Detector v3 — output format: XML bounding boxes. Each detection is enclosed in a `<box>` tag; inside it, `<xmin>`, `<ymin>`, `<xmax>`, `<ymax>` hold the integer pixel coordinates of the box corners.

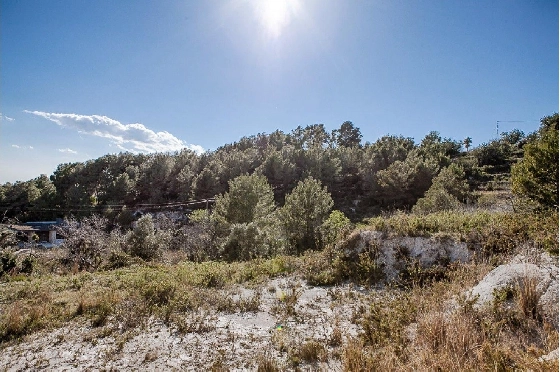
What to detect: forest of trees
<box><xmin>0</xmin><ymin>114</ymin><xmax>557</xmax><ymax>267</ymax></box>
<box><xmin>0</xmin><ymin>115</ymin><xmax>557</xmax><ymax>225</ymax></box>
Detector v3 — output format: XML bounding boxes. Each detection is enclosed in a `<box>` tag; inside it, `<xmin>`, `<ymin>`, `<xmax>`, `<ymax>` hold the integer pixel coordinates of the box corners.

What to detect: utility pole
<box><xmin>495</xmin><ymin>120</ymin><xmax>531</xmax><ymax>138</ymax></box>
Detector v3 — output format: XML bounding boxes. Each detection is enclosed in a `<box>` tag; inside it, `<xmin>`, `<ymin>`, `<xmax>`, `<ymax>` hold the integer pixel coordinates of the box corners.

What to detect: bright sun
<box><xmin>254</xmin><ymin>0</ymin><xmax>301</xmax><ymax>38</ymax></box>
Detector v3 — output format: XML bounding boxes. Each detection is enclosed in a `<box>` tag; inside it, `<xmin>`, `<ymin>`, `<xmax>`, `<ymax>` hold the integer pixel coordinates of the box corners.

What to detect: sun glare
<box><xmin>254</xmin><ymin>0</ymin><xmax>301</xmax><ymax>38</ymax></box>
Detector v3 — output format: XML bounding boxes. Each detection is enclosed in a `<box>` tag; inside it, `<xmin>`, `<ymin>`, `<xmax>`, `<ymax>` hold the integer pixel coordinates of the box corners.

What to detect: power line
<box><xmin>0</xmin><ymin>198</ymin><xmax>216</xmax><ymax>214</ymax></box>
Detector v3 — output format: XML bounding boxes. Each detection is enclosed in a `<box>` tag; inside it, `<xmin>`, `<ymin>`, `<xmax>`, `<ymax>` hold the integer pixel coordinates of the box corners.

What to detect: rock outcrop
<box><xmin>338</xmin><ymin>230</ymin><xmax>474</xmax><ymax>282</ymax></box>
<box><xmin>468</xmin><ymin>252</ymin><xmax>558</xmax><ymax>328</ymax></box>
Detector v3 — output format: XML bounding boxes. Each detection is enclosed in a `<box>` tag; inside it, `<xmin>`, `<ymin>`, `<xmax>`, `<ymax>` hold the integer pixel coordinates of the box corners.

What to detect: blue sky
<box><xmin>1</xmin><ymin>0</ymin><xmax>558</xmax><ymax>183</ymax></box>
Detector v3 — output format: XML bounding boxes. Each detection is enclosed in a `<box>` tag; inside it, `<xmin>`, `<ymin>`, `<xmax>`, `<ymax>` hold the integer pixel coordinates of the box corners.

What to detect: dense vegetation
<box><xmin>0</xmin><ymin>114</ymin><xmax>557</xmax><ymax>370</ymax></box>
<box><xmin>2</xmin><ymin>117</ymin><xmax>548</xmax><ymax>222</ymax></box>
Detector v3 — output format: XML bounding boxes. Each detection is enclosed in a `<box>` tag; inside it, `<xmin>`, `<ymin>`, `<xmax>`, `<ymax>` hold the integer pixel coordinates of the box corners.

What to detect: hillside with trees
<box><xmin>1</xmin><ymin>116</ymin><xmax>547</xmax><ymax>223</ymax></box>
<box><xmin>0</xmin><ymin>114</ymin><xmax>557</xmax><ymax>371</ymax></box>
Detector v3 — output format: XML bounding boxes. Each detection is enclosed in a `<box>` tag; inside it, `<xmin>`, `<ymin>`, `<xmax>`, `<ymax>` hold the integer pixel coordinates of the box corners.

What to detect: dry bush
<box><xmin>366</xmin><ymin>210</ymin><xmax>558</xmax><ymax>257</ymax></box>
<box><xmin>329</xmin><ymin>326</ymin><xmax>343</xmax><ymax>347</ymax></box>
<box><xmin>0</xmin><ymin>302</ymin><xmax>50</xmax><ymax>341</ymax></box>
<box><xmin>341</xmin><ymin>260</ymin><xmax>558</xmax><ymax>371</ymax></box>
<box><xmin>413</xmin><ymin>310</ymin><xmax>483</xmax><ymax>370</ymax></box>
<box><xmin>173</xmin><ymin>310</ymin><xmax>216</xmax><ymax>334</ymax></box>
<box><xmin>256</xmin><ymin>353</ymin><xmax>280</xmax><ymax>372</ymax></box>
<box><xmin>288</xmin><ymin>339</ymin><xmax>327</xmax><ymax>367</ymax></box>
<box><xmin>359</xmin><ymin>293</ymin><xmax>417</xmax><ymax>349</ymax></box>
<box><xmin>341</xmin><ymin>339</ymin><xmax>400</xmax><ymax>371</ymax></box>
<box><xmin>75</xmin><ymin>290</ymin><xmax>119</xmax><ymax>327</ymax></box>
<box><xmin>516</xmin><ymin>275</ymin><xmax>541</xmax><ymax>320</ymax></box>
<box><xmin>272</xmin><ymin>282</ymin><xmax>302</xmax><ymax>318</ymax></box>
<box><xmin>297</xmin><ymin>339</ymin><xmax>327</xmax><ymax>363</ymax></box>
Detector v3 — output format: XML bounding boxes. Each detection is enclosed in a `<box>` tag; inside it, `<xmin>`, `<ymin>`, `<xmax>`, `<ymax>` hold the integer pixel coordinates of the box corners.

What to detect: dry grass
<box><xmin>256</xmin><ymin>353</ymin><xmax>281</xmax><ymax>372</ymax></box>
<box><xmin>516</xmin><ymin>274</ymin><xmax>541</xmax><ymax>320</ymax></box>
<box><xmin>340</xmin><ymin>263</ymin><xmax>559</xmax><ymax>371</ymax></box>
<box><xmin>295</xmin><ymin>339</ymin><xmax>327</xmax><ymax>363</ymax></box>
<box><xmin>0</xmin><ymin>255</ymin><xmax>295</xmax><ymax>343</ymax></box>
<box><xmin>0</xmin><ymin>210</ymin><xmax>557</xmax><ymax>369</ymax></box>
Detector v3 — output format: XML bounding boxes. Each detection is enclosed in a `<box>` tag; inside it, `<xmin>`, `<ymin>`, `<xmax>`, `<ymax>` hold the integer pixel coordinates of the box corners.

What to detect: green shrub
<box><xmin>0</xmin><ymin>252</ymin><xmax>17</xmax><ymax>275</ymax></box>
<box><xmin>320</xmin><ymin>210</ymin><xmax>353</xmax><ymax>248</ymax></box>
<box><xmin>412</xmin><ymin>188</ymin><xmax>461</xmax><ymax>215</ymax></box>
<box><xmin>221</xmin><ymin>223</ymin><xmax>268</xmax><ymax>261</ymax></box>
<box><xmin>128</xmin><ymin>214</ymin><xmax>162</xmax><ymax>261</ymax></box>
<box><xmin>104</xmin><ymin>250</ymin><xmax>132</xmax><ymax>270</ymax></box>
<box><xmin>20</xmin><ymin>255</ymin><xmax>35</xmax><ymax>274</ymax></box>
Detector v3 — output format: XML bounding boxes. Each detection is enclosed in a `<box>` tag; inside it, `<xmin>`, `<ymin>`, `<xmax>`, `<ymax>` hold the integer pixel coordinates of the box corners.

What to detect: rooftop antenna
<box><xmin>495</xmin><ymin>120</ymin><xmax>533</xmax><ymax>138</ymax></box>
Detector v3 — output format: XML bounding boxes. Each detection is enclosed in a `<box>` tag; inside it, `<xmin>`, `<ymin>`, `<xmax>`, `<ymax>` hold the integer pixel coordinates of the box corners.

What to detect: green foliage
<box><xmin>431</xmin><ymin>163</ymin><xmax>470</xmax><ymax>201</ymax></box>
<box><xmin>104</xmin><ymin>250</ymin><xmax>132</xmax><ymax>270</ymax></box>
<box><xmin>0</xmin><ymin>252</ymin><xmax>17</xmax><ymax>275</ymax></box>
<box><xmin>463</xmin><ymin>137</ymin><xmax>472</xmax><ymax>151</ymax></box>
<box><xmin>222</xmin><ymin>223</ymin><xmax>265</xmax><ymax>261</ymax></box>
<box><xmin>189</xmin><ymin>209</ymin><xmax>211</xmax><ymax>223</ymax></box>
<box><xmin>213</xmin><ymin>174</ymin><xmax>275</xmax><ymax>225</ymax></box>
<box><xmin>512</xmin><ymin>113</ymin><xmax>559</xmax><ymax>209</ymax></box>
<box><xmin>412</xmin><ymin>188</ymin><xmax>461</xmax><ymax>215</ymax></box>
<box><xmin>182</xmin><ymin>210</ymin><xmax>221</xmax><ymax>261</ymax></box>
<box><xmin>213</xmin><ymin>174</ymin><xmax>282</xmax><ymax>261</ymax></box>
<box><xmin>1</xmin><ymin>116</ymin><xmax>551</xmax><ymax>223</ymax></box>
<box><xmin>412</xmin><ymin>163</ymin><xmax>469</xmax><ymax>214</ymax></box>
<box><xmin>280</xmin><ymin>177</ymin><xmax>334</xmax><ymax>253</ymax></box>
<box><xmin>20</xmin><ymin>256</ymin><xmax>35</xmax><ymax>274</ymax></box>
<box><xmin>376</xmin><ymin>149</ymin><xmax>439</xmax><ymax>208</ymax></box>
<box><xmin>367</xmin><ymin>210</ymin><xmax>558</xmax><ymax>256</ymax></box>
<box><xmin>418</xmin><ymin>131</ymin><xmax>461</xmax><ymax>167</ymax></box>
<box><xmin>333</xmin><ymin>121</ymin><xmax>362</xmax><ymax>148</ymax></box>
<box><xmin>320</xmin><ymin>210</ymin><xmax>352</xmax><ymax>248</ymax></box>
<box><xmin>128</xmin><ymin>214</ymin><xmax>161</xmax><ymax>261</ymax></box>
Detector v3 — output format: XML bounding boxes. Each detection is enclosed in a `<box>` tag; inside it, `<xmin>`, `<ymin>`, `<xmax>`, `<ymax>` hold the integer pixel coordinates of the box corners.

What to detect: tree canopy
<box><xmin>511</xmin><ymin>113</ymin><xmax>558</xmax><ymax>210</ymax></box>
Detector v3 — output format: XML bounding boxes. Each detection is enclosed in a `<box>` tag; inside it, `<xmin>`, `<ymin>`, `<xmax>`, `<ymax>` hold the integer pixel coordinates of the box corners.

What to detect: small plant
<box><xmin>516</xmin><ymin>275</ymin><xmax>541</xmax><ymax>321</ymax></box>
<box><xmin>0</xmin><ymin>251</ymin><xmax>17</xmax><ymax>275</ymax></box>
<box><xmin>256</xmin><ymin>354</ymin><xmax>280</xmax><ymax>372</ymax></box>
<box><xmin>141</xmin><ymin>279</ymin><xmax>176</xmax><ymax>307</ymax></box>
<box><xmin>342</xmin><ymin>339</ymin><xmax>375</xmax><ymax>372</ymax></box>
<box><xmin>173</xmin><ymin>310</ymin><xmax>216</xmax><ymax>334</ymax></box>
<box><xmin>143</xmin><ymin>350</ymin><xmax>158</xmax><ymax>363</ymax></box>
<box><xmin>275</xmin><ymin>282</ymin><xmax>302</xmax><ymax>317</ymax></box>
<box><xmin>20</xmin><ymin>255</ymin><xmax>35</xmax><ymax>274</ymax></box>
<box><xmin>104</xmin><ymin>250</ymin><xmax>131</xmax><ymax>270</ymax></box>
<box><xmin>236</xmin><ymin>292</ymin><xmax>261</xmax><ymax>312</ymax></box>
<box><xmin>359</xmin><ymin>293</ymin><xmax>416</xmax><ymax>349</ymax></box>
<box><xmin>329</xmin><ymin>326</ymin><xmax>343</xmax><ymax>347</ymax></box>
<box><xmin>291</xmin><ymin>339</ymin><xmax>326</xmax><ymax>364</ymax></box>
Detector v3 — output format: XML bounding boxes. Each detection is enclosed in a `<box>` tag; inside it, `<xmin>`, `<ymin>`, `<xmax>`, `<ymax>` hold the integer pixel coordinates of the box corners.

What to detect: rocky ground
<box><xmin>1</xmin><ymin>239</ymin><xmax>558</xmax><ymax>371</ymax></box>
<box><xmin>1</xmin><ymin>278</ymin><xmax>367</xmax><ymax>371</ymax></box>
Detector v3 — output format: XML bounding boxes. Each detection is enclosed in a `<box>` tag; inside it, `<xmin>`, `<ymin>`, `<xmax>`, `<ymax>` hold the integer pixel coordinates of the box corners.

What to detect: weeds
<box><xmin>0</xmin><ymin>209</ymin><xmax>557</xmax><ymax>370</ymax></box>
<box><xmin>366</xmin><ymin>210</ymin><xmax>558</xmax><ymax>257</ymax></box>
<box><xmin>516</xmin><ymin>275</ymin><xmax>541</xmax><ymax>320</ymax></box>
<box><xmin>173</xmin><ymin>310</ymin><xmax>216</xmax><ymax>334</ymax></box>
<box><xmin>290</xmin><ymin>339</ymin><xmax>327</xmax><ymax>364</ymax></box>
<box><xmin>256</xmin><ymin>353</ymin><xmax>280</xmax><ymax>372</ymax></box>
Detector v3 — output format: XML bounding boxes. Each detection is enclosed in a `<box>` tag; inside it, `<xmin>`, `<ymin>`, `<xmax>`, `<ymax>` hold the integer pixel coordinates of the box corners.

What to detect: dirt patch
<box><xmin>0</xmin><ymin>279</ymin><xmax>365</xmax><ymax>371</ymax></box>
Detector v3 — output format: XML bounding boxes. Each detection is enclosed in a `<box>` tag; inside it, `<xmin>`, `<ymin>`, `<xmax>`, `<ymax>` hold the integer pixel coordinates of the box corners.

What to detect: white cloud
<box><xmin>11</xmin><ymin>144</ymin><xmax>34</xmax><ymax>150</ymax></box>
<box><xmin>58</xmin><ymin>148</ymin><xmax>78</xmax><ymax>154</ymax></box>
<box><xmin>0</xmin><ymin>113</ymin><xmax>15</xmax><ymax>122</ymax></box>
<box><xmin>24</xmin><ymin>110</ymin><xmax>204</xmax><ymax>154</ymax></box>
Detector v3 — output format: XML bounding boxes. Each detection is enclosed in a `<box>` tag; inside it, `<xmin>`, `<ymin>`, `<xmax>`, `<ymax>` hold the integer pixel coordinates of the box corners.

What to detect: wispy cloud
<box><xmin>0</xmin><ymin>113</ymin><xmax>15</xmax><ymax>122</ymax></box>
<box><xmin>12</xmin><ymin>144</ymin><xmax>34</xmax><ymax>150</ymax></box>
<box><xmin>58</xmin><ymin>148</ymin><xmax>78</xmax><ymax>154</ymax></box>
<box><xmin>25</xmin><ymin>110</ymin><xmax>204</xmax><ymax>154</ymax></box>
